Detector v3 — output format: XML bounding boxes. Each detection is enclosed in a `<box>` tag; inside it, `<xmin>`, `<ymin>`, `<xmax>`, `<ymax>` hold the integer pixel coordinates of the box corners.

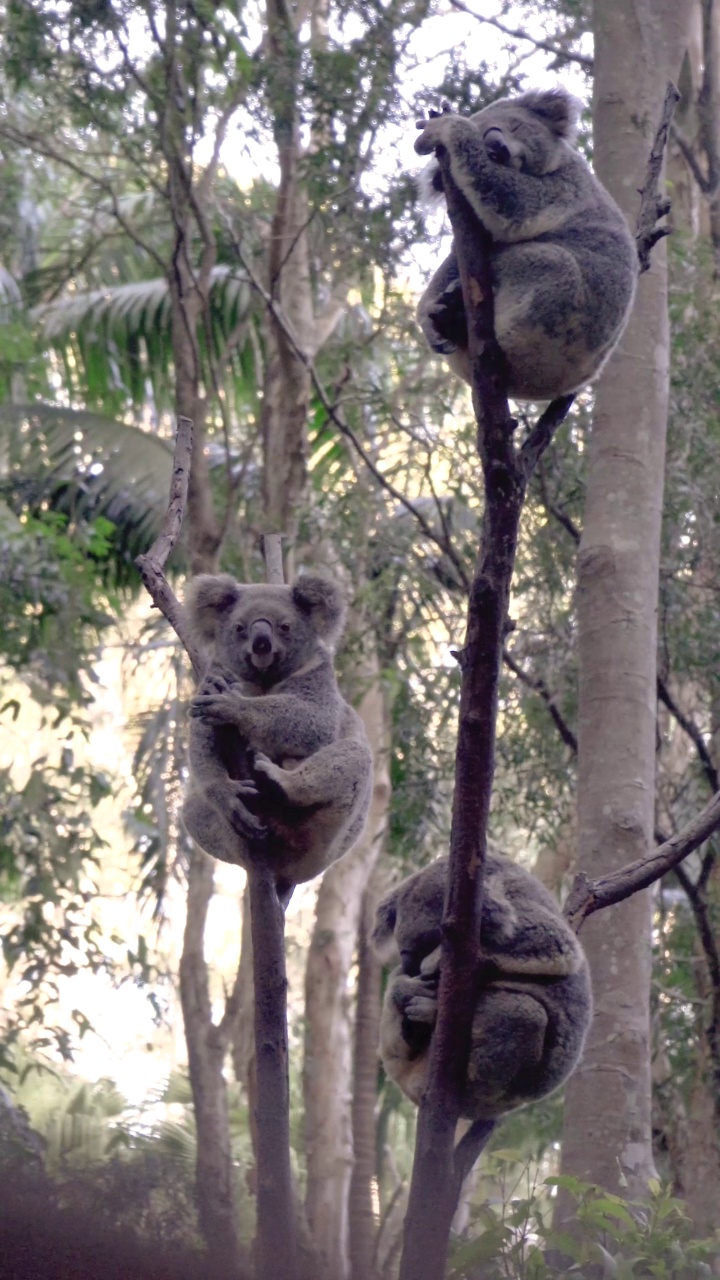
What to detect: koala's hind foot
<box><xmin>253</xmin><ymin>741</ymin><xmax>371</xmax><ymax>813</ymax></box>
<box><xmin>205</xmin><ymin>780</ymin><xmax>267</xmax><ymax>842</ymax></box>
<box><xmin>252</xmin><ymin>752</ymin><xmax>292</xmax><ymax>803</ymax></box>
<box><xmin>420</xmin><ymin>282</ymin><xmax>467</xmax><ymax>357</ymax></box>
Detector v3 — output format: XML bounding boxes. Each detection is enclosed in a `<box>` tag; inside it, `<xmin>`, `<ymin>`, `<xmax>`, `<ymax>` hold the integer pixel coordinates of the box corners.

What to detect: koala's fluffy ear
<box><xmin>184</xmin><ymin>574</ymin><xmax>243</xmax><ymax>643</ymax></box>
<box><xmin>372</xmin><ymin>891</ymin><xmax>399</xmax><ymax>963</ymax></box>
<box><xmin>519</xmin><ymin>88</ymin><xmax>580</xmax><ymax>140</ymax></box>
<box><xmin>292</xmin><ymin>576</ymin><xmax>346</xmax><ymax>645</ymax></box>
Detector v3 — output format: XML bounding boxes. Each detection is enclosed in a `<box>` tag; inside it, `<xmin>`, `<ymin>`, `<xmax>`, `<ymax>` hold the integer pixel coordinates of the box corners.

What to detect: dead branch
<box><xmin>135</xmin><ymin>416</ymin><xmax>205</xmax><ymax>677</ymax></box>
<box><xmin>564</xmin><ymin>788</ymin><xmax>720</xmax><ymax>931</ymax></box>
<box><xmin>636</xmin><ymin>82</ymin><xmax>681</xmax><ymax>272</ymax></box>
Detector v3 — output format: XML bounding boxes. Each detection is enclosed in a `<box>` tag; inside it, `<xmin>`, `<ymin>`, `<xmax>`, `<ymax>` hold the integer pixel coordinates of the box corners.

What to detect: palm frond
<box><xmin>0</xmin><ymin>403</ymin><xmax>174</xmax><ymax>572</ymax></box>
<box><xmin>34</xmin><ymin>267</ymin><xmax>254</xmax><ymax>413</ymax></box>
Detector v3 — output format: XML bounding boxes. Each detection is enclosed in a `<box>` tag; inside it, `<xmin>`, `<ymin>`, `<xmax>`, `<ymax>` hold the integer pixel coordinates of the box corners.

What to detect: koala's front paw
<box><xmin>199</xmin><ymin>671</ymin><xmax>231</xmax><ymax>696</ymax></box>
<box><xmin>414</xmin><ymin>109</ymin><xmax>454</xmax><ymax>156</ymax></box>
<box><xmin>190</xmin><ymin>691</ymin><xmax>240</xmax><ymax>726</ymax></box>
<box><xmin>404</xmin><ymin>992</ymin><xmax>438</xmax><ymax>1026</ymax></box>
<box><xmin>419</xmin><ymin>946</ymin><xmax>442</xmax><ymax>981</ymax></box>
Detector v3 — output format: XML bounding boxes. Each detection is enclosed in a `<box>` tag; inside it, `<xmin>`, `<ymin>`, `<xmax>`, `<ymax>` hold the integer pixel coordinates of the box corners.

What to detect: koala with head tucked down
<box><xmin>415</xmin><ymin>87</ymin><xmax>637</xmax><ymax>400</ymax></box>
<box><xmin>182</xmin><ymin>574</ymin><xmax>373</xmax><ymax>893</ymax></box>
<box><xmin>372</xmin><ymin>850</ymin><xmax>592</xmax><ymax>1119</ymax></box>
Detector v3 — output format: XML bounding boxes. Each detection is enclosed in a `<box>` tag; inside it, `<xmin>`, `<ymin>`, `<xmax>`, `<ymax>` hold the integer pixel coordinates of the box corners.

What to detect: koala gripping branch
<box><xmin>397</xmin><ymin>133</ymin><xmax>574</xmax><ymax>1280</ymax></box>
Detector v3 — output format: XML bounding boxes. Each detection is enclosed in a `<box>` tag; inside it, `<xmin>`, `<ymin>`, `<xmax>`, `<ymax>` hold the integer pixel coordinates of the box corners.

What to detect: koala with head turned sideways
<box><xmin>372</xmin><ymin>850</ymin><xmax>592</xmax><ymax>1119</ymax></box>
<box><xmin>415</xmin><ymin>87</ymin><xmax>637</xmax><ymax>400</ymax></box>
<box><xmin>181</xmin><ymin>574</ymin><xmax>373</xmax><ymax>895</ymax></box>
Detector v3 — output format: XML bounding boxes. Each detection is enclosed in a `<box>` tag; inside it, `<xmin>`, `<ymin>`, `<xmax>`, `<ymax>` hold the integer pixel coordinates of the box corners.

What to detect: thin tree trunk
<box><xmin>304</xmin><ymin>657</ymin><xmax>390</xmax><ymax>1280</ymax></box>
<box><xmin>262</xmin><ymin>0</ymin><xmax>313</xmax><ymax>556</ymax></box>
<box><xmin>348</xmin><ymin>862</ymin><xmax>387</xmax><ymax>1280</ymax></box>
<box><xmin>557</xmin><ymin>0</ymin><xmax>693</xmax><ymax>1206</ymax></box>
<box><xmin>179</xmin><ymin>847</ymin><xmax>244</xmax><ymax>1272</ymax></box>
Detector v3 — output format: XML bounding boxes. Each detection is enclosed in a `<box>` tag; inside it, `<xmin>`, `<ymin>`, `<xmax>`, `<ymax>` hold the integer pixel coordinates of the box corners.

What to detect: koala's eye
<box><xmin>235</xmin><ymin>622</ymin><xmax>247</xmax><ymax>635</ymax></box>
<box><xmin>484</xmin><ymin>128</ymin><xmax>511</xmax><ymax>167</ymax></box>
<box><xmin>278</xmin><ymin>622</ymin><xmax>291</xmax><ymax>636</ymax></box>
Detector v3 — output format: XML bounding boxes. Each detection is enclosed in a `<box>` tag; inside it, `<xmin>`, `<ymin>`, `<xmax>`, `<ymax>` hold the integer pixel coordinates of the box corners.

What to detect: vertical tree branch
<box><xmin>248</xmin><ymin>532</ymin><xmax>300</xmax><ymax>1280</ymax></box>
<box><xmin>397</xmin><ymin>130</ymin><xmax>572</xmax><ymax>1280</ymax></box>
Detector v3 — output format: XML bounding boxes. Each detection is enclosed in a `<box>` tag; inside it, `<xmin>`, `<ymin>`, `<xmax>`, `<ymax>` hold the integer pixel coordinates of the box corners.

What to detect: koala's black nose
<box><xmin>249</xmin><ymin>619</ymin><xmax>275</xmax><ymax>668</ymax></box>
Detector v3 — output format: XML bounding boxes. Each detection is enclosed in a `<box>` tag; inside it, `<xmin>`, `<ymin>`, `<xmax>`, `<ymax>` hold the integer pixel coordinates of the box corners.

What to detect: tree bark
<box><xmin>303</xmin><ymin>650</ymin><xmax>390</xmax><ymax>1280</ymax></box>
<box><xmin>348</xmin><ymin>861</ymin><xmax>388</xmax><ymax>1280</ymax></box>
<box><xmin>557</xmin><ymin>0</ymin><xmax>693</xmax><ymax>1206</ymax></box>
<box><xmin>179</xmin><ymin>847</ymin><xmax>244</xmax><ymax>1273</ymax></box>
<box><xmin>261</xmin><ymin>0</ymin><xmax>314</xmax><ymax>556</ymax></box>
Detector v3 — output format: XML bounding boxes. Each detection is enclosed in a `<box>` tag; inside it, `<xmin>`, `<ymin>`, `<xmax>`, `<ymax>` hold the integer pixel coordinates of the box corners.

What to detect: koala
<box><xmin>181</xmin><ymin>574</ymin><xmax>373</xmax><ymax>893</ymax></box>
<box><xmin>415</xmin><ymin>87</ymin><xmax>638</xmax><ymax>401</ymax></box>
<box><xmin>372</xmin><ymin>850</ymin><xmax>592</xmax><ymax>1119</ymax></box>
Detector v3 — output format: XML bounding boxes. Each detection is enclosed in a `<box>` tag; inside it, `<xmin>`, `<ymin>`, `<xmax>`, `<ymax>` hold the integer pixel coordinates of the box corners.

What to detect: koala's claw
<box><xmin>254</xmin><ymin>752</ymin><xmax>282</xmax><ymax>780</ymax></box>
<box><xmin>235</xmin><ymin>780</ymin><xmax>259</xmax><ymax>797</ymax></box>
<box><xmin>229</xmin><ymin>802</ymin><xmax>267</xmax><ymax>841</ymax></box>
<box><xmin>190</xmin><ymin>692</ymin><xmax>238</xmax><ymax>725</ymax></box>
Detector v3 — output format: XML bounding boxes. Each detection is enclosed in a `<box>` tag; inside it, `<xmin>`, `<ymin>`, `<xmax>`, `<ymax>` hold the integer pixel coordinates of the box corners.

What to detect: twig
<box><xmin>519</xmin><ymin>394</ymin><xmax>576</xmax><ymax>479</ymax></box>
<box><xmin>657</xmin><ymin>676</ymin><xmax>719</xmax><ymax>793</ymax></box>
<box><xmin>135</xmin><ymin>416</ymin><xmax>204</xmax><ymax>677</ymax></box>
<box><xmin>502</xmin><ymin>647</ymin><xmax>578</xmax><ymax>753</ymax></box>
<box><xmin>563</xmin><ymin>788</ymin><xmax>720</xmax><ymax>931</ymax></box>
<box><xmin>535</xmin><ymin>457</ymin><xmax>581</xmax><ymax>543</ymax></box>
<box><xmin>453</xmin><ymin>1118</ymin><xmax>496</xmax><ymax>1190</ymax></box>
<box><xmin>636</xmin><ymin>82</ymin><xmax>681</xmax><ymax>272</ymax></box>
<box><xmin>670</xmin><ymin>125</ymin><xmax>711</xmax><ymax>195</ymax></box>
<box><xmin>226</xmin><ymin>250</ymin><xmax>471</xmax><ymax>589</ymax></box>
<box><xmin>447</xmin><ymin>0</ymin><xmax>594</xmax><ymax>71</ymax></box>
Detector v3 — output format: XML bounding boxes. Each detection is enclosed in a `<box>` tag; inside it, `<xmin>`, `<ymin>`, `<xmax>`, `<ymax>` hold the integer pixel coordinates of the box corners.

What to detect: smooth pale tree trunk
<box><xmin>304</xmin><ymin>650</ymin><xmax>391</xmax><ymax>1280</ymax></box>
<box><xmin>557</xmin><ymin>0</ymin><xmax>693</xmax><ymax>1203</ymax></box>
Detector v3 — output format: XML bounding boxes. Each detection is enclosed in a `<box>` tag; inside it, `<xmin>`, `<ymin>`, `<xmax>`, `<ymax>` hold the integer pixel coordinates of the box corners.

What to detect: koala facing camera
<box><xmin>182</xmin><ymin>574</ymin><xmax>373</xmax><ymax>894</ymax></box>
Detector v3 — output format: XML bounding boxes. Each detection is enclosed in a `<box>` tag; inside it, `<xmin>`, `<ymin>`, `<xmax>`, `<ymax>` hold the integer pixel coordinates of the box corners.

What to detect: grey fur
<box><xmin>415</xmin><ymin>87</ymin><xmax>637</xmax><ymax>400</ymax></box>
<box><xmin>182</xmin><ymin>574</ymin><xmax>373</xmax><ymax>890</ymax></box>
<box><xmin>372</xmin><ymin>850</ymin><xmax>592</xmax><ymax>1119</ymax></box>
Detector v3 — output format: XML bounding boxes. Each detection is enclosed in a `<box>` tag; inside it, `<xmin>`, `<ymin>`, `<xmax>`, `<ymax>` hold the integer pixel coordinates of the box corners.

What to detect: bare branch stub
<box><xmin>135</xmin><ymin>416</ymin><xmax>205</xmax><ymax>677</ymax></box>
<box><xmin>262</xmin><ymin>532</ymin><xmax>285</xmax><ymax>586</ymax></box>
<box><xmin>636</xmin><ymin>81</ymin><xmax>681</xmax><ymax>273</ymax></box>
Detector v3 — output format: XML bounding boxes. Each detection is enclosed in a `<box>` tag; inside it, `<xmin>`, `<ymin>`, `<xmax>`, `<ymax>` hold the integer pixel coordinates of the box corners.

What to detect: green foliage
<box><xmin>0</xmin><ymin>505</ymin><xmax>119</xmax><ymax>695</ymax></box>
<box><xmin>0</xmin><ymin>745</ymin><xmax>113</xmax><ymax>1057</ymax></box>
<box><xmin>449</xmin><ymin>1162</ymin><xmax>719</xmax><ymax>1279</ymax></box>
